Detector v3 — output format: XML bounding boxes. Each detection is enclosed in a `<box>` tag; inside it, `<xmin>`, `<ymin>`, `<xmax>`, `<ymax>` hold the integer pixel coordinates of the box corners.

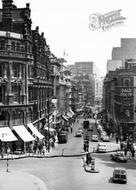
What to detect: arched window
<box><xmin>28</xmin><ymin>108</ymin><xmax>32</xmax><ymax>123</ymax></box>
<box><xmin>0</xmin><ymin>111</ymin><xmax>8</xmax><ymax>126</ymax></box>
<box><xmin>124</xmin><ymin>78</ymin><xmax>130</xmax><ymax>87</ymax></box>
<box><xmin>12</xmin><ymin>110</ymin><xmax>24</xmax><ymax>126</ymax></box>
<box><xmin>11</xmin><ymin>41</ymin><xmax>15</xmax><ymax>51</ymax></box>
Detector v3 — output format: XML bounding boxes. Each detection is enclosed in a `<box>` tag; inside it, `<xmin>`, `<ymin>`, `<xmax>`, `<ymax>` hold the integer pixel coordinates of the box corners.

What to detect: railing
<box><xmin>0</xmin><ymin>50</ymin><xmax>33</xmax><ymax>60</ymax></box>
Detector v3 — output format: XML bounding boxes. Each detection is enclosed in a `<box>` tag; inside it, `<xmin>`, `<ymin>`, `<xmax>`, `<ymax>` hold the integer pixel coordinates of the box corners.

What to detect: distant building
<box><xmin>112</xmin><ymin>38</ymin><xmax>136</xmax><ymax>66</ymax></box>
<box><xmin>95</xmin><ymin>77</ymin><xmax>103</xmax><ymax>105</ymax></box>
<box><xmin>69</xmin><ymin>61</ymin><xmax>95</xmax><ymax>109</ymax></box>
<box><xmin>107</xmin><ymin>60</ymin><xmax>123</xmax><ymax>72</ymax></box>
<box><xmin>68</xmin><ymin>61</ymin><xmax>94</xmax><ymax>76</ymax></box>
<box><xmin>103</xmin><ymin>59</ymin><xmax>136</xmax><ymax>141</ymax></box>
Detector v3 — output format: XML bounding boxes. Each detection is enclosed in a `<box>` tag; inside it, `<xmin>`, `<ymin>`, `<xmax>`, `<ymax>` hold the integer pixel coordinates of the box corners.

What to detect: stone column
<box><xmin>19</xmin><ymin>63</ymin><xmax>22</xmax><ymax>79</ymax></box>
<box><xmin>22</xmin><ymin>63</ymin><xmax>27</xmax><ymax>104</ymax></box>
<box><xmin>3</xmin><ymin>63</ymin><xmax>7</xmax><ymax>78</ymax></box>
<box><xmin>8</xmin><ymin>61</ymin><xmax>13</xmax><ymax>104</ymax></box>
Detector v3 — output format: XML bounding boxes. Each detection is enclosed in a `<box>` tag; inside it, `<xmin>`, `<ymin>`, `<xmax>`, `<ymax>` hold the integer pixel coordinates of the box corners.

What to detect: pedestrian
<box><xmin>33</xmin><ymin>141</ymin><xmax>38</xmax><ymax>154</ymax></box>
<box><xmin>0</xmin><ymin>140</ymin><xmax>3</xmax><ymax>158</ymax></box>
<box><xmin>86</xmin><ymin>152</ymin><xmax>92</xmax><ymax>165</ymax></box>
<box><xmin>71</xmin><ymin>127</ymin><xmax>73</xmax><ymax>133</ymax></box>
<box><xmin>83</xmin><ymin>142</ymin><xmax>86</xmax><ymax>152</ymax></box>
<box><xmin>124</xmin><ymin>146</ymin><xmax>127</xmax><ymax>157</ymax></box>
<box><xmin>85</xmin><ymin>140</ymin><xmax>89</xmax><ymax>152</ymax></box>
<box><xmin>38</xmin><ymin>142</ymin><xmax>43</xmax><ymax>154</ymax></box>
<box><xmin>116</xmin><ymin>136</ymin><xmax>118</xmax><ymax>144</ymax></box>
<box><xmin>131</xmin><ymin>144</ymin><xmax>135</xmax><ymax>159</ymax></box>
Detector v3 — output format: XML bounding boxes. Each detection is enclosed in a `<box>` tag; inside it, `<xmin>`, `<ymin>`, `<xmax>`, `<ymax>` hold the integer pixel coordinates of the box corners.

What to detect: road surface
<box><xmin>0</xmin><ymin>118</ymin><xmax>136</xmax><ymax>190</ymax></box>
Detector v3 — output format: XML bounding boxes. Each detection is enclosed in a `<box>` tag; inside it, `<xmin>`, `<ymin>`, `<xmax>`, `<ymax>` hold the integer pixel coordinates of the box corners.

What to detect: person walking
<box><xmin>71</xmin><ymin>127</ymin><xmax>73</xmax><ymax>133</ymax></box>
<box><xmin>86</xmin><ymin>152</ymin><xmax>92</xmax><ymax>165</ymax></box>
<box><xmin>131</xmin><ymin>144</ymin><xmax>135</xmax><ymax>159</ymax></box>
<box><xmin>124</xmin><ymin>145</ymin><xmax>127</xmax><ymax>157</ymax></box>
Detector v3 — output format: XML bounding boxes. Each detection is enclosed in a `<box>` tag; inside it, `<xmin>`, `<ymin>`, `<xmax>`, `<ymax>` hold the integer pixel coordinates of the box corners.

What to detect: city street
<box><xmin>0</xmin><ymin>119</ymin><xmax>136</xmax><ymax>190</ymax></box>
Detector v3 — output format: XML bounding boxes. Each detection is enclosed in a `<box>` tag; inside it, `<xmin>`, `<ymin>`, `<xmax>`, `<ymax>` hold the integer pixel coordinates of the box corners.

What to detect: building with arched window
<box><xmin>0</xmin><ymin>0</ymin><xmax>52</xmax><ymax>151</ymax></box>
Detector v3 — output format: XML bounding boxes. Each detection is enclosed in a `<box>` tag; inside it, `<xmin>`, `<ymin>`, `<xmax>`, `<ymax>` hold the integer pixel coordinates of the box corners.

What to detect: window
<box><xmin>124</xmin><ymin>79</ymin><xmax>130</xmax><ymax>87</ymax></box>
<box><xmin>12</xmin><ymin>63</ymin><xmax>20</xmax><ymax>77</ymax></box>
<box><xmin>16</xmin><ymin>42</ymin><xmax>20</xmax><ymax>52</ymax></box>
<box><xmin>28</xmin><ymin>88</ymin><xmax>33</xmax><ymax>102</ymax></box>
<box><xmin>12</xmin><ymin>85</ymin><xmax>20</xmax><ymax>102</ymax></box>
<box><xmin>27</xmin><ymin>108</ymin><xmax>32</xmax><ymax>122</ymax></box>
<box><xmin>0</xmin><ymin>112</ymin><xmax>8</xmax><ymax>126</ymax></box>
<box><xmin>28</xmin><ymin>65</ymin><xmax>34</xmax><ymax>78</ymax></box>
<box><xmin>0</xmin><ymin>40</ymin><xmax>5</xmax><ymax>50</ymax></box>
<box><xmin>12</xmin><ymin>110</ymin><xmax>24</xmax><ymax>125</ymax></box>
<box><xmin>0</xmin><ymin>64</ymin><xmax>3</xmax><ymax>77</ymax></box>
<box><xmin>11</xmin><ymin>41</ymin><xmax>16</xmax><ymax>51</ymax></box>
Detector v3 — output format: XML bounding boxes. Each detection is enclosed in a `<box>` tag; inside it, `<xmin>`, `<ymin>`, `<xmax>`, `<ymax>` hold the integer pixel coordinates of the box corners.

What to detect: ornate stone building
<box><xmin>0</xmin><ymin>0</ymin><xmax>53</xmax><ymax>150</ymax></box>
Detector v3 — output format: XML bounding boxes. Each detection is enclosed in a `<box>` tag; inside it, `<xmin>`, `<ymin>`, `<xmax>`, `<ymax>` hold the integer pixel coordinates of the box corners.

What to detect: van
<box><xmin>58</xmin><ymin>131</ymin><xmax>68</xmax><ymax>143</ymax></box>
<box><xmin>113</xmin><ymin>167</ymin><xmax>127</xmax><ymax>183</ymax></box>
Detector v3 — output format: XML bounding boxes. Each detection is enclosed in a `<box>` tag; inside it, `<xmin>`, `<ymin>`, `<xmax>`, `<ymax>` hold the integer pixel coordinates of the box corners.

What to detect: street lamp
<box><xmin>47</xmin><ymin>93</ymin><xmax>50</xmax><ymax>152</ymax></box>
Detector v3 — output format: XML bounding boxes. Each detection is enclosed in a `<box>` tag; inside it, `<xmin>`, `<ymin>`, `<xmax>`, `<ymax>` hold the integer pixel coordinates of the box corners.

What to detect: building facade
<box><xmin>103</xmin><ymin>60</ymin><xmax>136</xmax><ymax>142</ymax></box>
<box><xmin>0</xmin><ymin>0</ymin><xmax>53</xmax><ymax>151</ymax></box>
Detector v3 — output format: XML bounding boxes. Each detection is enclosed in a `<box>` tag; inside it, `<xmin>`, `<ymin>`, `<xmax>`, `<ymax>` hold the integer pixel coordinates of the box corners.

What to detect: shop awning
<box><xmin>44</xmin><ymin>127</ymin><xmax>55</xmax><ymax>132</ymax></box>
<box><xmin>13</xmin><ymin>125</ymin><xmax>35</xmax><ymax>142</ymax></box>
<box><xmin>0</xmin><ymin>127</ymin><xmax>17</xmax><ymax>142</ymax></box>
<box><xmin>62</xmin><ymin>115</ymin><xmax>69</xmax><ymax>121</ymax></box>
<box><xmin>69</xmin><ymin>108</ymin><xmax>75</xmax><ymax>116</ymax></box>
<box><xmin>52</xmin><ymin>120</ymin><xmax>61</xmax><ymax>125</ymax></box>
<box><xmin>27</xmin><ymin>123</ymin><xmax>44</xmax><ymax>140</ymax></box>
<box><xmin>66</xmin><ymin>112</ymin><xmax>73</xmax><ymax>118</ymax></box>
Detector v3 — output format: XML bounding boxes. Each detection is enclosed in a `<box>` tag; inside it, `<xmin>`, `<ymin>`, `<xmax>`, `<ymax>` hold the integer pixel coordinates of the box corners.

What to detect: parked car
<box><xmin>97</xmin><ymin>125</ymin><xmax>103</xmax><ymax>134</ymax></box>
<box><xmin>111</xmin><ymin>152</ymin><xmax>128</xmax><ymax>162</ymax></box>
<box><xmin>91</xmin><ymin>134</ymin><xmax>98</xmax><ymax>142</ymax></box>
<box><xmin>112</xmin><ymin>167</ymin><xmax>127</xmax><ymax>183</ymax></box>
<box><xmin>88</xmin><ymin>125</ymin><xmax>93</xmax><ymax>131</ymax></box>
<box><xmin>102</xmin><ymin>135</ymin><xmax>110</xmax><ymax>142</ymax></box>
<box><xmin>97</xmin><ymin>142</ymin><xmax>107</xmax><ymax>153</ymax></box>
<box><xmin>75</xmin><ymin>130</ymin><xmax>82</xmax><ymax>137</ymax></box>
<box><xmin>77</xmin><ymin>127</ymin><xmax>83</xmax><ymax>134</ymax></box>
<box><xmin>133</xmin><ymin>143</ymin><xmax>136</xmax><ymax>151</ymax></box>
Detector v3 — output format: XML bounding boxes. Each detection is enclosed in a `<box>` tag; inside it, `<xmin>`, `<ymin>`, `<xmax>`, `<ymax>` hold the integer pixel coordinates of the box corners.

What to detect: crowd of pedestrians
<box><xmin>120</xmin><ymin>138</ymin><xmax>136</xmax><ymax>159</ymax></box>
<box><xmin>30</xmin><ymin>137</ymin><xmax>56</xmax><ymax>155</ymax></box>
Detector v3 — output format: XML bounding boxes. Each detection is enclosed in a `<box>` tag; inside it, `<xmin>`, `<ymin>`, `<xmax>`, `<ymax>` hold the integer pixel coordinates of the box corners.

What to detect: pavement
<box><xmin>0</xmin><ymin>171</ymin><xmax>48</xmax><ymax>190</ymax></box>
<box><xmin>0</xmin><ymin>119</ymin><xmax>130</xmax><ymax>190</ymax></box>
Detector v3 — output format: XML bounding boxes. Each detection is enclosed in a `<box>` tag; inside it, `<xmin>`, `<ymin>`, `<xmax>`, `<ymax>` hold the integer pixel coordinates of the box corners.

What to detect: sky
<box><xmin>1</xmin><ymin>0</ymin><xmax>136</xmax><ymax>77</ymax></box>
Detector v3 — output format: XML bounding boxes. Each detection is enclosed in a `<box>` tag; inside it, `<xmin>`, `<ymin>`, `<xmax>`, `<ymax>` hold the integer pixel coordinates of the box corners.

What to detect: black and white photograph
<box><xmin>0</xmin><ymin>0</ymin><xmax>136</xmax><ymax>189</ymax></box>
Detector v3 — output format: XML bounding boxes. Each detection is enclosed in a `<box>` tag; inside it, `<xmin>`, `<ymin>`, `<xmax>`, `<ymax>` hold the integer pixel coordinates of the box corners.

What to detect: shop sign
<box><xmin>120</xmin><ymin>88</ymin><xmax>133</xmax><ymax>97</ymax></box>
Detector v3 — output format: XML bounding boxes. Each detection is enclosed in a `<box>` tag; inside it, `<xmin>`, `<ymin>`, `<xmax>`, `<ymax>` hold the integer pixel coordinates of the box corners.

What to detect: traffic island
<box><xmin>82</xmin><ymin>157</ymin><xmax>100</xmax><ymax>173</ymax></box>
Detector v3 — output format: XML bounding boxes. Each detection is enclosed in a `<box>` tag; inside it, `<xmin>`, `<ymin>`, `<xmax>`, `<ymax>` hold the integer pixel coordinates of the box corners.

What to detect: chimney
<box><xmin>2</xmin><ymin>0</ymin><xmax>13</xmax><ymax>31</ymax></box>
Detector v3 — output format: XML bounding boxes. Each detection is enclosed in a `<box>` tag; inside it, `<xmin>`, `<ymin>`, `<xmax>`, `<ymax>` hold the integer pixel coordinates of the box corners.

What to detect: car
<box><xmin>91</xmin><ymin>134</ymin><xmax>98</xmax><ymax>142</ymax></box>
<box><xmin>113</xmin><ymin>167</ymin><xmax>127</xmax><ymax>183</ymax></box>
<box><xmin>102</xmin><ymin>135</ymin><xmax>110</xmax><ymax>142</ymax></box>
<box><xmin>133</xmin><ymin>143</ymin><xmax>136</xmax><ymax>151</ymax></box>
<box><xmin>77</xmin><ymin>127</ymin><xmax>83</xmax><ymax>134</ymax></box>
<box><xmin>88</xmin><ymin>125</ymin><xmax>93</xmax><ymax>131</ymax></box>
<box><xmin>111</xmin><ymin>151</ymin><xmax>128</xmax><ymax>162</ymax></box>
<box><xmin>97</xmin><ymin>142</ymin><xmax>107</xmax><ymax>153</ymax></box>
<box><xmin>75</xmin><ymin>130</ymin><xmax>82</xmax><ymax>137</ymax></box>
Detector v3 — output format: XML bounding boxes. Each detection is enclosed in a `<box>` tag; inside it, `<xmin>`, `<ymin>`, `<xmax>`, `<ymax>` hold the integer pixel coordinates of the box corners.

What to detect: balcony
<box><xmin>0</xmin><ymin>50</ymin><xmax>33</xmax><ymax>60</ymax></box>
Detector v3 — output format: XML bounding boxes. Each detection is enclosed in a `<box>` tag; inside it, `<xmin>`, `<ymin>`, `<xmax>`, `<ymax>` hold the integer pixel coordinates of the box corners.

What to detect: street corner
<box><xmin>0</xmin><ymin>171</ymin><xmax>48</xmax><ymax>190</ymax></box>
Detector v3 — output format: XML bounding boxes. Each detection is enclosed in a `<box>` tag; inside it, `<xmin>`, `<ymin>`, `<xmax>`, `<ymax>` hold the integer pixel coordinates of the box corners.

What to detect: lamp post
<box><xmin>2</xmin><ymin>133</ymin><xmax>9</xmax><ymax>172</ymax></box>
<box><xmin>47</xmin><ymin>93</ymin><xmax>50</xmax><ymax>152</ymax></box>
